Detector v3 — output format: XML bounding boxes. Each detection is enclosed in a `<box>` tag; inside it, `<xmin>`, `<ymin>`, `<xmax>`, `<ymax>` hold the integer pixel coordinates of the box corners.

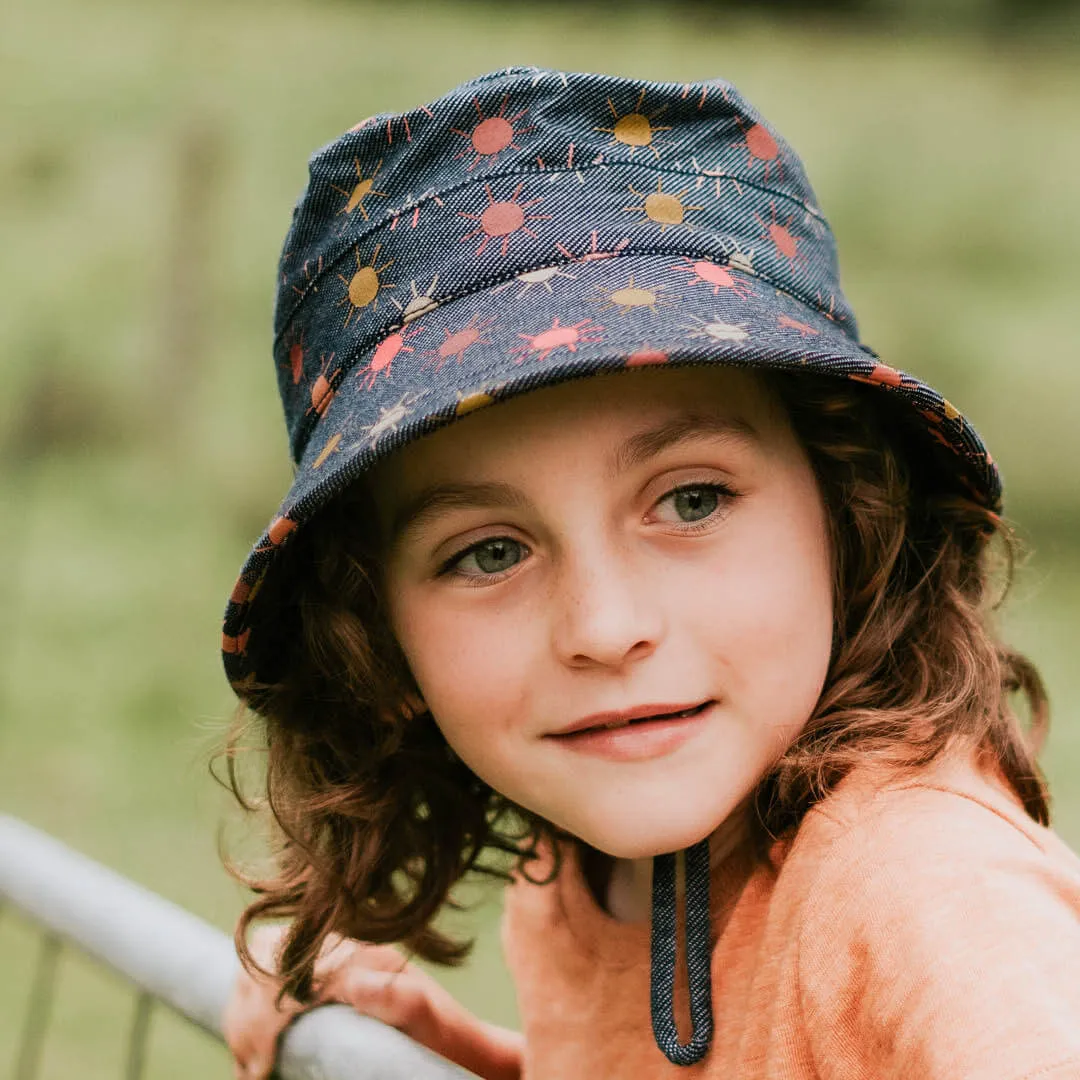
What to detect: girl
<box><xmin>219</xmin><ymin>68</ymin><xmax>1080</xmax><ymax>1079</ymax></box>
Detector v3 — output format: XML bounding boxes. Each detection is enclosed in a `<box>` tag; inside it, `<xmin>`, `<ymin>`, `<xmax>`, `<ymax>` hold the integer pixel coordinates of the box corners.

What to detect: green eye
<box><xmin>459</xmin><ymin>538</ymin><xmax>524</xmax><ymax>575</ymax></box>
<box><xmin>671</xmin><ymin>486</ymin><xmax>720</xmax><ymax>522</ymax></box>
<box><xmin>442</xmin><ymin>535</ymin><xmax>527</xmax><ymax>578</ymax></box>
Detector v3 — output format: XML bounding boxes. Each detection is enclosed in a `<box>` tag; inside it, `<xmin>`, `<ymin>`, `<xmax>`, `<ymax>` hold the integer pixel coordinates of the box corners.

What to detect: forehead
<box><xmin>365</xmin><ymin>367</ymin><xmax>800</xmax><ymax>552</ymax></box>
<box><xmin>374</xmin><ymin>366</ymin><xmax>783</xmax><ymax>485</ymax></box>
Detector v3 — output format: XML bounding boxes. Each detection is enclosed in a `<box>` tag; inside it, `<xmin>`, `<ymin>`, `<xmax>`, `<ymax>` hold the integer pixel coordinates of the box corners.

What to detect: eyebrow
<box><xmin>608</xmin><ymin>412</ymin><xmax>759</xmax><ymax>478</ymax></box>
<box><xmin>387</xmin><ymin>412</ymin><xmax>759</xmax><ymax>546</ymax></box>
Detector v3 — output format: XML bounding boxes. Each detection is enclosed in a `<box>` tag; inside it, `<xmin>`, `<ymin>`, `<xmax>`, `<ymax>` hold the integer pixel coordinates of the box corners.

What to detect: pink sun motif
<box><xmin>388</xmin><ymin>190</ymin><xmax>445</xmax><ymax>232</ymax></box>
<box><xmin>625</xmin><ymin>347</ymin><xmax>670</xmax><ymax>367</ymax></box>
<box><xmin>349</xmin><ymin>106</ymin><xmax>436</xmax><ymax>145</ymax></box>
<box><xmin>815</xmin><ymin>291</ymin><xmax>847</xmax><ymax>324</ymax></box>
<box><xmin>776</xmin><ymin>314</ymin><xmax>820</xmax><ymax>338</ymax></box>
<box><xmin>754</xmin><ymin>202</ymin><xmax>807</xmax><ymax>267</ymax></box>
<box><xmin>307</xmin><ymin>353</ymin><xmax>341</xmax><ymax>418</ymax></box>
<box><xmin>673</xmin><ymin>257</ymin><xmax>754</xmax><ymax>299</ymax></box>
<box><xmin>459</xmin><ymin>182</ymin><xmax>551</xmax><ymax>257</ymax></box>
<box><xmin>355</xmin><ymin>325</ymin><xmax>424</xmax><ymax>390</ymax></box>
<box><xmin>281</xmin><ymin>328</ymin><xmax>307</xmax><ymax>385</ymax></box>
<box><xmin>680</xmin><ymin>81</ymin><xmax>731</xmax><ymax>109</ymax></box>
<box><xmin>451</xmin><ymin>95</ymin><xmax>534</xmax><ymax>170</ymax></box>
<box><xmin>511</xmin><ymin>318</ymin><xmax>604</xmax><ymax>364</ymax></box>
<box><xmin>283</xmin><ymin>253</ymin><xmax>324</xmax><ymax>298</ymax></box>
<box><xmin>734</xmin><ymin>117</ymin><xmax>783</xmax><ymax>183</ymax></box>
<box><xmin>422</xmin><ymin>316</ymin><xmax>497</xmax><ymax>373</ymax></box>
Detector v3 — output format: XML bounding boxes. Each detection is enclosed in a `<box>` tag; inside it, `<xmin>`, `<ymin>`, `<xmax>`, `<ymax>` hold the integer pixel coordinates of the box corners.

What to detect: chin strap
<box><xmin>649</xmin><ymin>838</ymin><xmax>714</xmax><ymax>1066</ymax></box>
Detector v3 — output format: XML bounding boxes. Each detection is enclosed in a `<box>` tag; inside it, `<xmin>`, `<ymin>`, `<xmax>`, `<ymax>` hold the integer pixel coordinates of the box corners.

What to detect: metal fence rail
<box><xmin>0</xmin><ymin>815</ymin><xmax>476</xmax><ymax>1079</ymax></box>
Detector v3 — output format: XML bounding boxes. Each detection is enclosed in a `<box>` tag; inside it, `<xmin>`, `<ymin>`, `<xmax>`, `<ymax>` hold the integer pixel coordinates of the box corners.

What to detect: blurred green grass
<box><xmin>1</xmin><ymin>0</ymin><xmax>1078</xmax><ymax>1075</ymax></box>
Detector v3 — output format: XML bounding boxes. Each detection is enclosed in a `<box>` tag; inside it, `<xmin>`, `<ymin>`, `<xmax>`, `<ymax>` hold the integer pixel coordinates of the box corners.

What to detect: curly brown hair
<box><xmin>217</xmin><ymin>368</ymin><xmax>1050</xmax><ymax>1004</ymax></box>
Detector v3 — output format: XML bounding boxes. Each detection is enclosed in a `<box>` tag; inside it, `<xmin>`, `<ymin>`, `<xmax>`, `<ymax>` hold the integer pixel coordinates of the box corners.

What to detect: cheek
<box><xmin>389</xmin><ymin>594</ymin><xmax>534</xmax><ymax>768</ymax></box>
<box><xmin>694</xmin><ymin>491</ymin><xmax>834</xmax><ymax>719</ymax></box>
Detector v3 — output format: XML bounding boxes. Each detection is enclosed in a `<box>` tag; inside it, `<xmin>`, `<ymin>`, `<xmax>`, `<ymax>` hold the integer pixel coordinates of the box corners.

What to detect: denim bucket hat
<box><xmin>222</xmin><ymin>67</ymin><xmax>1001</xmax><ymax>1066</ymax></box>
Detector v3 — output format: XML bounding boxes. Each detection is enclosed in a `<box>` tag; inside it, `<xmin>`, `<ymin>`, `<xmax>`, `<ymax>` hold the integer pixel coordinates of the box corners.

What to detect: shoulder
<box><xmin>795</xmin><ymin>740</ymin><xmax>1080</xmax><ymax>900</ymax></box>
<box><xmin>793</xmin><ymin>740</ymin><xmax>1080</xmax><ymax>947</ymax></box>
<box><xmin>790</xmin><ymin>743</ymin><xmax>1080</xmax><ymax>1079</ymax></box>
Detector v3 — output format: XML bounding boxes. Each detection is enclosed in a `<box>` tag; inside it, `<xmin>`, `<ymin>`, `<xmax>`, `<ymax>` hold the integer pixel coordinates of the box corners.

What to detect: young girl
<box><xmin>219</xmin><ymin>68</ymin><xmax>1080</xmax><ymax>1079</ymax></box>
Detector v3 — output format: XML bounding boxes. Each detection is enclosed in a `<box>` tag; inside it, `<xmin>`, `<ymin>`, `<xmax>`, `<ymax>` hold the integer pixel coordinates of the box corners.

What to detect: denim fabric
<box><xmin>651</xmin><ymin>839</ymin><xmax>714</xmax><ymax>1065</ymax></box>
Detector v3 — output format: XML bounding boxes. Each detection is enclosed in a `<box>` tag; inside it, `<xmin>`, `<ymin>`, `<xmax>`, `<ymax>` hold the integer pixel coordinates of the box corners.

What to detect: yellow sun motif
<box><xmin>391</xmin><ymin>275</ymin><xmax>440</xmax><ymax>323</ymax></box>
<box><xmin>331</xmin><ymin>158</ymin><xmax>388</xmax><ymax>221</ymax></box>
<box><xmin>336</xmin><ymin>243</ymin><xmax>395</xmax><ymax>328</ymax></box>
<box><xmin>623</xmin><ymin>180</ymin><xmax>703</xmax><ymax>232</ymax></box>
<box><xmin>455</xmin><ymin>390</ymin><xmax>497</xmax><ymax>417</ymax></box>
<box><xmin>594</xmin><ymin>89</ymin><xmax>671</xmax><ymax>160</ymax></box>
<box><xmin>592</xmin><ymin>275</ymin><xmax>672</xmax><ymax>315</ymax></box>
<box><xmin>313</xmin><ymin>431</ymin><xmax>343</xmax><ymax>470</ymax></box>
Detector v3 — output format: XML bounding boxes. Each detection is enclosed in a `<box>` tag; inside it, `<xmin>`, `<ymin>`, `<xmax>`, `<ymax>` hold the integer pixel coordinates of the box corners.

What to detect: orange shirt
<box><xmin>501</xmin><ymin>743</ymin><xmax>1080</xmax><ymax>1079</ymax></box>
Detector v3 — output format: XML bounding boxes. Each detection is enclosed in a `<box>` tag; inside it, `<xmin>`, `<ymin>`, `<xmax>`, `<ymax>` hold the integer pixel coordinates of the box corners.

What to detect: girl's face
<box><xmin>370</xmin><ymin>367</ymin><xmax>834</xmax><ymax>859</ymax></box>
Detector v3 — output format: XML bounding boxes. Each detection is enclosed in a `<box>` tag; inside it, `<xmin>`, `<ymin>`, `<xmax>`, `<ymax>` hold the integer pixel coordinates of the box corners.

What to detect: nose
<box><xmin>550</xmin><ymin>544</ymin><xmax>663</xmax><ymax>670</ymax></box>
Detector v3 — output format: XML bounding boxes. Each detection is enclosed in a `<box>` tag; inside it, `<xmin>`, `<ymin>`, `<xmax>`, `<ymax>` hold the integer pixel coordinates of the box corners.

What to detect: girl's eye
<box><xmin>437</xmin><ymin>482</ymin><xmax>733</xmax><ymax>582</ymax></box>
<box><xmin>654</xmin><ymin>483</ymin><xmax>734</xmax><ymax>526</ymax></box>
<box><xmin>441</xmin><ymin>537</ymin><xmax>527</xmax><ymax>580</ymax></box>
<box><xmin>671</xmin><ymin>487</ymin><xmax>718</xmax><ymax>522</ymax></box>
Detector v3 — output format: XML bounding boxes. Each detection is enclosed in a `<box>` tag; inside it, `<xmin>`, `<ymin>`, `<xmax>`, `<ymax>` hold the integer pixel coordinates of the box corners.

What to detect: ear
<box><xmin>400</xmin><ymin>690</ymin><xmax>427</xmax><ymax>720</ymax></box>
<box><xmin>376</xmin><ymin>689</ymin><xmax>427</xmax><ymax>726</ymax></box>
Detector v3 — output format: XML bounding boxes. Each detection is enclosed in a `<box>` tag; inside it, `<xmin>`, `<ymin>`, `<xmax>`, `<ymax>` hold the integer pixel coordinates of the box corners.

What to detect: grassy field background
<box><xmin>1</xmin><ymin>0</ymin><xmax>1079</xmax><ymax>1075</ymax></box>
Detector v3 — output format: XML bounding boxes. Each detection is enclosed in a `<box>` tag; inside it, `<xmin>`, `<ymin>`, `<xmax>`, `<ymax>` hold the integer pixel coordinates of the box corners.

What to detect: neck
<box><xmin>605</xmin><ymin>795</ymin><xmax>754</xmax><ymax>923</ymax></box>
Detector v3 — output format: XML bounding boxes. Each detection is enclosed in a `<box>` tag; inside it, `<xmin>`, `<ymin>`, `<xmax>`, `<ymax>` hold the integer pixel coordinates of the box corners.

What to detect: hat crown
<box><xmin>273</xmin><ymin>67</ymin><xmax>856</xmax><ymax>463</ymax></box>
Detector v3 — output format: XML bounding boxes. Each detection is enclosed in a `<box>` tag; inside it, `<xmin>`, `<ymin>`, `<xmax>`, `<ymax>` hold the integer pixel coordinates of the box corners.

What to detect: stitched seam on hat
<box><xmin>288</xmin><ymin>244</ymin><xmax>850</xmax><ymax>460</ymax></box>
<box><xmin>275</xmin><ymin>159</ymin><xmax>829</xmax><ymax>340</ymax></box>
<box><xmin>343</xmin><ymin>66</ymin><xmax>574</xmax><ymax>139</ymax></box>
<box><xmin>342</xmin><ymin>69</ymin><xmax>735</xmax><ymax>140</ymax></box>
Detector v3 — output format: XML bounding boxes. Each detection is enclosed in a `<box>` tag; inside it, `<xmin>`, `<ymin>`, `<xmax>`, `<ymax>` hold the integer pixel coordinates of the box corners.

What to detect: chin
<box><xmin>575</xmin><ymin>813</ymin><xmax>729</xmax><ymax>861</ymax></box>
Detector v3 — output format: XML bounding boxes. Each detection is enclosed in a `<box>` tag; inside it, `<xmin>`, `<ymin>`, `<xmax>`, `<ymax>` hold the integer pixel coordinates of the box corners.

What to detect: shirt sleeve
<box><xmin>797</xmin><ymin>787</ymin><xmax>1080</xmax><ymax>1080</ymax></box>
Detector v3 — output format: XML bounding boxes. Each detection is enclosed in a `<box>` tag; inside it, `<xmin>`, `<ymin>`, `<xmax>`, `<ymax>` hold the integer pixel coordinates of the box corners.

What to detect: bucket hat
<box><xmin>221</xmin><ymin>67</ymin><xmax>1001</xmax><ymax>1066</ymax></box>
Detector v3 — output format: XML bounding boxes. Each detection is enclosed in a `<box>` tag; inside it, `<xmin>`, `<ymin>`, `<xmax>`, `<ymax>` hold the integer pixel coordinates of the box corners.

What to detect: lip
<box><xmin>547</xmin><ymin>702</ymin><xmax>715</xmax><ymax>762</ymax></box>
<box><xmin>548</xmin><ymin>700</ymin><xmax>713</xmax><ymax>737</ymax></box>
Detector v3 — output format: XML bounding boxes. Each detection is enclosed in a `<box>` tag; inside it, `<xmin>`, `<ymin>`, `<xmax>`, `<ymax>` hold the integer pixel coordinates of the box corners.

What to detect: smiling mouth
<box><xmin>599</xmin><ymin>702</ymin><xmax>710</xmax><ymax>729</ymax></box>
<box><xmin>559</xmin><ymin>700</ymin><xmax>713</xmax><ymax>735</ymax></box>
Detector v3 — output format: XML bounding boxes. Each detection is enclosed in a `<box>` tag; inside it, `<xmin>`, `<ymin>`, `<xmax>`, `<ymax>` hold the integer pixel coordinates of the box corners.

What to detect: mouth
<box><xmin>550</xmin><ymin>700</ymin><xmax>713</xmax><ymax>737</ymax></box>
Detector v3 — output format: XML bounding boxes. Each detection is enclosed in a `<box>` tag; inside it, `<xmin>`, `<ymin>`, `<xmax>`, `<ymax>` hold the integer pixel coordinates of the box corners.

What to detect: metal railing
<box><xmin>0</xmin><ymin>815</ymin><xmax>476</xmax><ymax>1079</ymax></box>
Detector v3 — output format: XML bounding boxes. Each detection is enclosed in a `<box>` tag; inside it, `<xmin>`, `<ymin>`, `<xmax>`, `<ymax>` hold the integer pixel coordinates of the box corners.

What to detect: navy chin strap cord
<box><xmin>650</xmin><ymin>838</ymin><xmax>714</xmax><ymax>1065</ymax></box>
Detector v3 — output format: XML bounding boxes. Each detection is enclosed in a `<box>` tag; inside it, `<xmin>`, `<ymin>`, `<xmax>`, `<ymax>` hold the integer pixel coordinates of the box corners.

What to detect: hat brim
<box><xmin>223</xmin><ymin>253</ymin><xmax>998</xmax><ymax>688</ymax></box>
